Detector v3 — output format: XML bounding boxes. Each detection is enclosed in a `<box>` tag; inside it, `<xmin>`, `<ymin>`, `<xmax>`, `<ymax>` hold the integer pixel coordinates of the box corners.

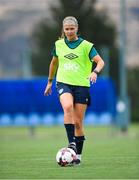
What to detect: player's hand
<box><xmin>44</xmin><ymin>83</ymin><xmax>52</xmax><ymax>96</ymax></box>
<box><xmin>89</xmin><ymin>72</ymin><xmax>97</xmax><ymax>84</ymax></box>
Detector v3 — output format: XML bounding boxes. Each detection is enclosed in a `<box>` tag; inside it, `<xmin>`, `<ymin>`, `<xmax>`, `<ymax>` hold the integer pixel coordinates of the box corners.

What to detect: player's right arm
<box><xmin>44</xmin><ymin>56</ymin><xmax>58</xmax><ymax>96</ymax></box>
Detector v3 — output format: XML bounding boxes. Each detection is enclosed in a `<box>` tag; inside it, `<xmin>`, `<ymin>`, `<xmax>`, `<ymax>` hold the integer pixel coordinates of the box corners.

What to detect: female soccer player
<box><xmin>44</xmin><ymin>16</ymin><xmax>105</xmax><ymax>165</ymax></box>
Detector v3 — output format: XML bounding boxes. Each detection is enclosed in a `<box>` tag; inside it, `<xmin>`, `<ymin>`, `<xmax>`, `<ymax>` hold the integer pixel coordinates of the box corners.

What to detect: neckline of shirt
<box><xmin>64</xmin><ymin>37</ymin><xmax>84</xmax><ymax>49</ymax></box>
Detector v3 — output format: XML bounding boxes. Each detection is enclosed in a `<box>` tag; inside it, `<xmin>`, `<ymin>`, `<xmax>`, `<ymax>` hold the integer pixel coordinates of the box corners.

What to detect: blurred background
<box><xmin>0</xmin><ymin>0</ymin><xmax>139</xmax><ymax>130</ymax></box>
<box><xmin>1</xmin><ymin>1</ymin><xmax>139</xmax><ymax>179</ymax></box>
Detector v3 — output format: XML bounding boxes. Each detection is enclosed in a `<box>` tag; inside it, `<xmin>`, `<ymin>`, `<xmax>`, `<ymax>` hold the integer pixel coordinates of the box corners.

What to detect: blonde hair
<box><xmin>60</xmin><ymin>16</ymin><xmax>78</xmax><ymax>39</ymax></box>
<box><xmin>63</xmin><ymin>16</ymin><xmax>78</xmax><ymax>26</ymax></box>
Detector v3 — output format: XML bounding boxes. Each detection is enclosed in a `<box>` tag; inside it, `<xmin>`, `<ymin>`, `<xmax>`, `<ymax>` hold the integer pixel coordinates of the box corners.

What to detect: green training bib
<box><xmin>55</xmin><ymin>38</ymin><xmax>94</xmax><ymax>87</ymax></box>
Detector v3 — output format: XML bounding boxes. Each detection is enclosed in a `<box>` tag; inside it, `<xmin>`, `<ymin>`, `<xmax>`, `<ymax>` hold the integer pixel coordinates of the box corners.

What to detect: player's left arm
<box><xmin>89</xmin><ymin>55</ymin><xmax>105</xmax><ymax>83</ymax></box>
<box><xmin>93</xmin><ymin>55</ymin><xmax>105</xmax><ymax>73</ymax></box>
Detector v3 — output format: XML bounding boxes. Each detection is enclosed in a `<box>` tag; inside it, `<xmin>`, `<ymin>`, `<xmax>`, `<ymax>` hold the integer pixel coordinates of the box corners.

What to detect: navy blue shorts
<box><xmin>56</xmin><ymin>82</ymin><xmax>91</xmax><ymax>106</ymax></box>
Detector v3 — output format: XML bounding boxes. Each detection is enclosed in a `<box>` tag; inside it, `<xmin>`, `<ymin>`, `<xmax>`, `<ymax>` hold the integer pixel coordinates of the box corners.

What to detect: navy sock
<box><xmin>75</xmin><ymin>136</ymin><xmax>85</xmax><ymax>155</ymax></box>
<box><xmin>64</xmin><ymin>124</ymin><xmax>75</xmax><ymax>143</ymax></box>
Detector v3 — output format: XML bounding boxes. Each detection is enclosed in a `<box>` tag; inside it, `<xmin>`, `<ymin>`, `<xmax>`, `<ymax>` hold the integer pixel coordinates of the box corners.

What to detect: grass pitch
<box><xmin>0</xmin><ymin>125</ymin><xmax>139</xmax><ymax>179</ymax></box>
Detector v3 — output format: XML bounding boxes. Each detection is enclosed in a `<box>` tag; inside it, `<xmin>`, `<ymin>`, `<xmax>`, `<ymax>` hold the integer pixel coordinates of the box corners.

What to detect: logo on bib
<box><xmin>64</xmin><ymin>62</ymin><xmax>79</xmax><ymax>72</ymax></box>
<box><xmin>64</xmin><ymin>53</ymin><xmax>78</xmax><ymax>60</ymax></box>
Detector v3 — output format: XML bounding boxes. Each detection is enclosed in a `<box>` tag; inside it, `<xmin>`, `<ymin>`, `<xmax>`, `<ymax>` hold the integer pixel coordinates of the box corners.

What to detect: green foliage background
<box><xmin>31</xmin><ymin>0</ymin><xmax>118</xmax><ymax>85</ymax></box>
<box><xmin>127</xmin><ymin>68</ymin><xmax>139</xmax><ymax>122</ymax></box>
<box><xmin>31</xmin><ymin>0</ymin><xmax>139</xmax><ymax>122</ymax></box>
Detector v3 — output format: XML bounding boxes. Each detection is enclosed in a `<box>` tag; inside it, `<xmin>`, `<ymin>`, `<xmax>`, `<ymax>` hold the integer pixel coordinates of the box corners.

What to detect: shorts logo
<box><xmin>64</xmin><ymin>53</ymin><xmax>78</xmax><ymax>60</ymax></box>
<box><xmin>59</xmin><ymin>88</ymin><xmax>64</xmax><ymax>94</ymax></box>
<box><xmin>86</xmin><ymin>98</ymin><xmax>88</xmax><ymax>102</ymax></box>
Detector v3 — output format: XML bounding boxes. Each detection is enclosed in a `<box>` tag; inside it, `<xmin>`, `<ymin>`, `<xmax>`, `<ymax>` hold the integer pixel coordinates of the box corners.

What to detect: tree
<box><xmin>31</xmin><ymin>0</ymin><xmax>118</xmax><ymax>87</ymax></box>
<box><xmin>127</xmin><ymin>68</ymin><xmax>139</xmax><ymax>122</ymax></box>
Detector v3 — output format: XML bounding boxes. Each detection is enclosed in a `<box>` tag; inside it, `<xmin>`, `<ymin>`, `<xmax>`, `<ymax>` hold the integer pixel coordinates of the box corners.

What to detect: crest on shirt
<box><xmin>64</xmin><ymin>53</ymin><xmax>78</xmax><ymax>60</ymax></box>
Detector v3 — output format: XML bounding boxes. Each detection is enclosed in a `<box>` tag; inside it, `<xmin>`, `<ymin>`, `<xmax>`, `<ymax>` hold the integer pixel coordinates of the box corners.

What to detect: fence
<box><xmin>0</xmin><ymin>78</ymin><xmax>117</xmax><ymax>126</ymax></box>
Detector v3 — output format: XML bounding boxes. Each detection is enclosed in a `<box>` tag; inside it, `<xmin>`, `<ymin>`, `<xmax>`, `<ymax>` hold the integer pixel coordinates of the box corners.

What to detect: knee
<box><xmin>63</xmin><ymin>103</ymin><xmax>73</xmax><ymax>113</ymax></box>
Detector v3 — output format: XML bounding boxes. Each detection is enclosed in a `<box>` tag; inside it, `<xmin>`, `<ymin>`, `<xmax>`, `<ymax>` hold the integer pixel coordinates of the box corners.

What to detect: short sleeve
<box><xmin>89</xmin><ymin>47</ymin><xmax>98</xmax><ymax>60</ymax></box>
<box><xmin>51</xmin><ymin>45</ymin><xmax>58</xmax><ymax>57</ymax></box>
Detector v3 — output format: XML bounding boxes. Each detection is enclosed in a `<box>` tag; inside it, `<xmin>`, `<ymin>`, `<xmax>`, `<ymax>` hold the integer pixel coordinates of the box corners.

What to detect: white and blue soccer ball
<box><xmin>56</xmin><ymin>147</ymin><xmax>77</xmax><ymax>167</ymax></box>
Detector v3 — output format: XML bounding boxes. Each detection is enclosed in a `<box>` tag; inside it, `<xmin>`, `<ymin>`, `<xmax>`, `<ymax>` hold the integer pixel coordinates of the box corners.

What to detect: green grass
<box><xmin>0</xmin><ymin>125</ymin><xmax>139</xmax><ymax>179</ymax></box>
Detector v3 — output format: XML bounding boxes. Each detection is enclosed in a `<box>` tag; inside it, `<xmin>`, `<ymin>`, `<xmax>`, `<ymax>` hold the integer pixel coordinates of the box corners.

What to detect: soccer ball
<box><xmin>56</xmin><ymin>147</ymin><xmax>77</xmax><ymax>167</ymax></box>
